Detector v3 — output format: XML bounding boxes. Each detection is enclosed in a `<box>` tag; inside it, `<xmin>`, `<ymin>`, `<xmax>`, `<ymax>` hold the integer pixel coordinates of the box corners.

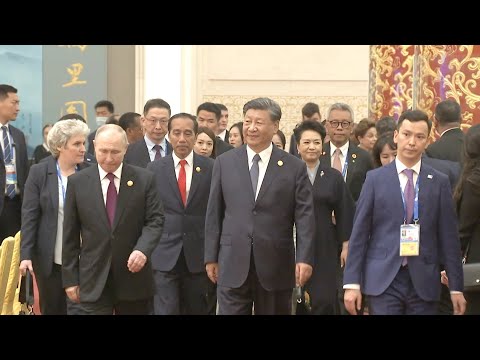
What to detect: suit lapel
<box><xmin>113</xmin><ymin>164</ymin><xmax>137</xmax><ymax>230</ymax></box>
<box><xmin>418</xmin><ymin>163</ymin><xmax>431</xmax><ymax>222</ymax></box>
<box><xmin>186</xmin><ymin>153</ymin><xmax>203</xmax><ymax>208</ymax></box>
<box><xmin>389</xmin><ymin>161</ymin><xmax>406</xmax><ymax>221</ymax></box>
<box><xmin>141</xmin><ymin>139</ymin><xmax>151</xmax><ymax>166</ymax></box>
<box><xmin>346</xmin><ymin>143</ymin><xmax>358</xmax><ymax>186</ymax></box>
<box><xmin>165</xmin><ymin>156</ymin><xmax>184</xmax><ymax>208</ymax></box>
<box><xmin>86</xmin><ymin>166</ymin><xmax>111</xmax><ymax>230</ymax></box>
<box><xmin>256</xmin><ymin>146</ymin><xmax>284</xmax><ymax>203</ymax></box>
<box><xmin>235</xmin><ymin>146</ymin><xmax>256</xmax><ymax>204</ymax></box>
<box><xmin>47</xmin><ymin>157</ymin><xmax>59</xmax><ymax>214</ymax></box>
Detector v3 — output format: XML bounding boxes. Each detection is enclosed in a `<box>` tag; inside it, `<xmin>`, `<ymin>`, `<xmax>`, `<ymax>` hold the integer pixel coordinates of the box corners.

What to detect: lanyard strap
<box><xmin>56</xmin><ymin>162</ymin><xmax>78</xmax><ymax>204</ymax></box>
<box><xmin>400</xmin><ymin>176</ymin><xmax>419</xmax><ymax>223</ymax></box>
<box><xmin>342</xmin><ymin>155</ymin><xmax>349</xmax><ymax>179</ymax></box>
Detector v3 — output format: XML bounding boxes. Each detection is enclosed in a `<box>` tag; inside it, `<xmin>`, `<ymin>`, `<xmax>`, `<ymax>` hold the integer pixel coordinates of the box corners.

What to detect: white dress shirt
<box><xmin>145</xmin><ymin>135</ymin><xmax>166</xmax><ymax>161</ymax></box>
<box><xmin>246</xmin><ymin>143</ymin><xmax>273</xmax><ymax>200</ymax></box>
<box><xmin>217</xmin><ymin>129</ymin><xmax>227</xmax><ymax>142</ymax></box>
<box><xmin>98</xmin><ymin>163</ymin><xmax>123</xmax><ymax>205</ymax></box>
<box><xmin>54</xmin><ymin>173</ymin><xmax>68</xmax><ymax>265</ymax></box>
<box><xmin>172</xmin><ymin>150</ymin><xmax>193</xmax><ymax>201</ymax></box>
<box><xmin>440</xmin><ymin>126</ymin><xmax>460</xmax><ymax>137</ymax></box>
<box><xmin>330</xmin><ymin>141</ymin><xmax>350</xmax><ymax>180</ymax></box>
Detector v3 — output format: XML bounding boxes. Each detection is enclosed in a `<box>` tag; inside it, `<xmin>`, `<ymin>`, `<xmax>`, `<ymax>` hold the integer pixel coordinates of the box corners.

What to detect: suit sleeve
<box><xmin>293</xmin><ymin>162</ymin><xmax>315</xmax><ymax>266</ymax></box>
<box><xmin>62</xmin><ymin>176</ymin><xmax>81</xmax><ymax>288</ymax></box>
<box><xmin>439</xmin><ymin>176</ymin><xmax>464</xmax><ymax>292</ymax></box>
<box><xmin>133</xmin><ymin>172</ymin><xmax>164</xmax><ymax>258</ymax></box>
<box><xmin>20</xmin><ymin>165</ymin><xmax>42</xmax><ymax>261</ymax></box>
<box><xmin>204</xmin><ymin>156</ymin><xmax>225</xmax><ymax>264</ymax></box>
<box><xmin>458</xmin><ymin>180</ymin><xmax>480</xmax><ymax>253</ymax></box>
<box><xmin>333</xmin><ymin>173</ymin><xmax>355</xmax><ymax>246</ymax></box>
<box><xmin>343</xmin><ymin>170</ymin><xmax>375</xmax><ymax>286</ymax></box>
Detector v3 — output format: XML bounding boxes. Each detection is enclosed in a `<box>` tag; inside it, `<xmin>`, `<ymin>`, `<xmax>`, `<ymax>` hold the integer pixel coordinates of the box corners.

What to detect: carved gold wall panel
<box><xmin>203</xmin><ymin>95</ymin><xmax>368</xmax><ymax>152</ymax></box>
<box><xmin>369</xmin><ymin>45</ymin><xmax>415</xmax><ymax>120</ymax></box>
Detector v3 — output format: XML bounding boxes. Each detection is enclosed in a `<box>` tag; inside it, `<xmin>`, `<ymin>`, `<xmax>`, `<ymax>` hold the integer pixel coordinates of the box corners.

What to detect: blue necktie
<box><xmin>250</xmin><ymin>154</ymin><xmax>261</xmax><ymax>199</ymax></box>
<box><xmin>2</xmin><ymin>126</ymin><xmax>15</xmax><ymax>199</ymax></box>
<box><xmin>153</xmin><ymin>144</ymin><xmax>163</xmax><ymax>160</ymax></box>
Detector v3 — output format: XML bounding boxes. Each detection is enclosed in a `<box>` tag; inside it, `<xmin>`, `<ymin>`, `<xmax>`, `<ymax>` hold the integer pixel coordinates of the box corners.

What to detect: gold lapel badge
<box><xmin>320</xmin><ymin>170</ymin><xmax>324</xmax><ymax>177</ymax></box>
<box><xmin>352</xmin><ymin>154</ymin><xmax>357</xmax><ymax>159</ymax></box>
<box><xmin>127</xmin><ymin>180</ymin><xmax>134</xmax><ymax>187</ymax></box>
<box><xmin>277</xmin><ymin>160</ymin><xmax>284</xmax><ymax>167</ymax></box>
<box><xmin>196</xmin><ymin>167</ymin><xmax>201</xmax><ymax>173</ymax></box>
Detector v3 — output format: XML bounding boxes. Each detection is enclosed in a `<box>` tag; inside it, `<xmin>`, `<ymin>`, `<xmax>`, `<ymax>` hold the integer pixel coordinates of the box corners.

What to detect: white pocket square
<box><xmin>427</xmin><ymin>174</ymin><xmax>433</xmax><ymax>179</ymax></box>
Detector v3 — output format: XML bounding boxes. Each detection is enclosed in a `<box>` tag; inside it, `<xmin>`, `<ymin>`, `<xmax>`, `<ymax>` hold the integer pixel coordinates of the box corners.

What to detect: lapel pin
<box><xmin>322</xmin><ymin>151</ymin><xmax>326</xmax><ymax>156</ymax></box>
<box><xmin>352</xmin><ymin>154</ymin><xmax>357</xmax><ymax>159</ymax></box>
<box><xmin>127</xmin><ymin>180</ymin><xmax>133</xmax><ymax>187</ymax></box>
<box><xmin>196</xmin><ymin>166</ymin><xmax>201</xmax><ymax>172</ymax></box>
<box><xmin>320</xmin><ymin>170</ymin><xmax>324</xmax><ymax>177</ymax></box>
<box><xmin>277</xmin><ymin>160</ymin><xmax>283</xmax><ymax>167</ymax></box>
<box><xmin>427</xmin><ymin>174</ymin><xmax>433</xmax><ymax>179</ymax></box>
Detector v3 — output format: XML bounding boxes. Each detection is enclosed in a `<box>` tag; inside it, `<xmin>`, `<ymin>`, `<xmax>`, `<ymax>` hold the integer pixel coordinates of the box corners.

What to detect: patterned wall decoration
<box><xmin>416</xmin><ymin>45</ymin><xmax>480</xmax><ymax>142</ymax></box>
<box><xmin>203</xmin><ymin>95</ymin><xmax>368</xmax><ymax>152</ymax></box>
<box><xmin>368</xmin><ymin>45</ymin><xmax>415</xmax><ymax>121</ymax></box>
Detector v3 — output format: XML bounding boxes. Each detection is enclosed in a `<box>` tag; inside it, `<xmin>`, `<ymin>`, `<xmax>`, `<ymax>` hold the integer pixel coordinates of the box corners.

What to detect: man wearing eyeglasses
<box><xmin>320</xmin><ymin>102</ymin><xmax>373</xmax><ymax>315</ymax></box>
<box><xmin>124</xmin><ymin>99</ymin><xmax>173</xmax><ymax>168</ymax></box>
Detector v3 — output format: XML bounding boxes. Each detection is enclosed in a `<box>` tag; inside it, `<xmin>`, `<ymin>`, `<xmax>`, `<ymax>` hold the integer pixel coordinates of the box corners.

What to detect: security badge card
<box><xmin>400</xmin><ymin>223</ymin><xmax>420</xmax><ymax>256</ymax></box>
<box><xmin>5</xmin><ymin>162</ymin><xmax>17</xmax><ymax>185</ymax></box>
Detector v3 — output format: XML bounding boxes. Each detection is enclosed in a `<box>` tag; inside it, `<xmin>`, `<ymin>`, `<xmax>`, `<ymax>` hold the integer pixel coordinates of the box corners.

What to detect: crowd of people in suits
<box><xmin>1</xmin><ymin>81</ymin><xmax>479</xmax><ymax>315</ymax></box>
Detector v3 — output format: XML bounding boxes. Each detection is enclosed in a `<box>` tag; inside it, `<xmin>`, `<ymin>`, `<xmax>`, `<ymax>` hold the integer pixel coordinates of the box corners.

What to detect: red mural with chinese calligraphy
<box><xmin>368</xmin><ymin>45</ymin><xmax>415</xmax><ymax>121</ymax></box>
<box><xmin>416</xmin><ymin>45</ymin><xmax>480</xmax><ymax>142</ymax></box>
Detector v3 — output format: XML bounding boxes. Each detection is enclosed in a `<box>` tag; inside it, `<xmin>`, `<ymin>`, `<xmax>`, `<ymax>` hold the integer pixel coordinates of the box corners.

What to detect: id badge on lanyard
<box><xmin>399</xmin><ymin>178</ymin><xmax>420</xmax><ymax>257</ymax></box>
<box><xmin>5</xmin><ymin>162</ymin><xmax>17</xmax><ymax>185</ymax></box>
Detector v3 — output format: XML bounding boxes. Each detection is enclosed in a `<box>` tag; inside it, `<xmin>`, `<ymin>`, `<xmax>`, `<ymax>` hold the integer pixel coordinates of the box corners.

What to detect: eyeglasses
<box><xmin>145</xmin><ymin>118</ymin><xmax>168</xmax><ymax>125</ymax></box>
<box><xmin>328</xmin><ymin>120</ymin><xmax>352</xmax><ymax>129</ymax></box>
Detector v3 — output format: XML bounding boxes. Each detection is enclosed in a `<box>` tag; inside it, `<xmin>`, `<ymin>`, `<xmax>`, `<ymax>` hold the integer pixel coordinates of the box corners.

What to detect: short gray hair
<box><xmin>95</xmin><ymin>124</ymin><xmax>128</xmax><ymax>147</ymax></box>
<box><xmin>48</xmin><ymin>120</ymin><xmax>90</xmax><ymax>158</ymax></box>
<box><xmin>326</xmin><ymin>103</ymin><xmax>355</xmax><ymax>123</ymax></box>
<box><xmin>243</xmin><ymin>97</ymin><xmax>282</xmax><ymax>122</ymax></box>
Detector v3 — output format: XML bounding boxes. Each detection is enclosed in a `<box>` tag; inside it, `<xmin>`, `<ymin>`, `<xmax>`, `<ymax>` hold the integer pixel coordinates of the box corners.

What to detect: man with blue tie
<box><xmin>205</xmin><ymin>97</ymin><xmax>315</xmax><ymax>315</ymax></box>
<box><xmin>0</xmin><ymin>84</ymin><xmax>29</xmax><ymax>243</ymax></box>
<box><xmin>124</xmin><ymin>98</ymin><xmax>173</xmax><ymax>168</ymax></box>
<box><xmin>343</xmin><ymin>110</ymin><xmax>466</xmax><ymax>315</ymax></box>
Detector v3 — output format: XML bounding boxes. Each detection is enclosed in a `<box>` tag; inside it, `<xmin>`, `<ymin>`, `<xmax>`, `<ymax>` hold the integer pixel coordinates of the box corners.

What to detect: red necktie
<box><xmin>178</xmin><ymin>159</ymin><xmax>187</xmax><ymax>206</ymax></box>
<box><xmin>105</xmin><ymin>173</ymin><xmax>117</xmax><ymax>227</ymax></box>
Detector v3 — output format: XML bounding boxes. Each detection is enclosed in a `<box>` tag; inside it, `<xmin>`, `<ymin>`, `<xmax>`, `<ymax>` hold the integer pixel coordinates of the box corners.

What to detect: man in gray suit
<box><xmin>62</xmin><ymin>124</ymin><xmax>165</xmax><ymax>315</ymax></box>
<box><xmin>147</xmin><ymin>113</ymin><xmax>214</xmax><ymax>315</ymax></box>
<box><xmin>205</xmin><ymin>98</ymin><xmax>315</xmax><ymax>315</ymax></box>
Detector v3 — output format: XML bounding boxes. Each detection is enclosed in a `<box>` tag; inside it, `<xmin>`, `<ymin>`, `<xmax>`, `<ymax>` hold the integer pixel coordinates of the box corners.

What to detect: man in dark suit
<box><xmin>86</xmin><ymin>100</ymin><xmax>115</xmax><ymax>161</ymax></box>
<box><xmin>288</xmin><ymin>102</ymin><xmax>321</xmax><ymax>157</ymax></box>
<box><xmin>426</xmin><ymin>99</ymin><xmax>464</xmax><ymax>163</ymax></box>
<box><xmin>320</xmin><ymin>102</ymin><xmax>373</xmax><ymax>315</ymax></box>
<box><xmin>147</xmin><ymin>113</ymin><xmax>214</xmax><ymax>315</ymax></box>
<box><xmin>215</xmin><ymin>103</ymin><xmax>230</xmax><ymax>143</ymax></box>
<box><xmin>205</xmin><ymin>97</ymin><xmax>315</xmax><ymax>315</ymax></box>
<box><xmin>124</xmin><ymin>98</ymin><xmax>172</xmax><ymax>168</ymax></box>
<box><xmin>62</xmin><ymin>124</ymin><xmax>165</xmax><ymax>315</ymax></box>
<box><xmin>343</xmin><ymin>110</ymin><xmax>466</xmax><ymax>315</ymax></box>
<box><xmin>0</xmin><ymin>84</ymin><xmax>29</xmax><ymax>243</ymax></box>
<box><xmin>196</xmin><ymin>102</ymin><xmax>233</xmax><ymax>158</ymax></box>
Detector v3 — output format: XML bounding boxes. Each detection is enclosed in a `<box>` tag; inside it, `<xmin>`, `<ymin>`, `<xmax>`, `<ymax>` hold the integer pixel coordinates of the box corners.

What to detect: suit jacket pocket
<box><xmin>220</xmin><ymin>235</ymin><xmax>231</xmax><ymax>245</ymax></box>
<box><xmin>366</xmin><ymin>247</ymin><xmax>387</xmax><ymax>259</ymax></box>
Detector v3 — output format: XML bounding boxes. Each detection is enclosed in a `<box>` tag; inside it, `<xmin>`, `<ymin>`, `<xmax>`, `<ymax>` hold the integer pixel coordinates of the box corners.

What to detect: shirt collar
<box><xmin>246</xmin><ymin>143</ymin><xmax>273</xmax><ymax>164</ymax></box>
<box><xmin>440</xmin><ymin>127</ymin><xmax>460</xmax><ymax>137</ymax></box>
<box><xmin>144</xmin><ymin>134</ymin><xmax>166</xmax><ymax>151</ymax></box>
<box><xmin>395</xmin><ymin>157</ymin><xmax>421</xmax><ymax>175</ymax></box>
<box><xmin>330</xmin><ymin>141</ymin><xmax>350</xmax><ymax>157</ymax></box>
<box><xmin>217</xmin><ymin>129</ymin><xmax>227</xmax><ymax>141</ymax></box>
<box><xmin>172</xmin><ymin>150</ymin><xmax>194</xmax><ymax>167</ymax></box>
<box><xmin>1</xmin><ymin>122</ymin><xmax>9</xmax><ymax>130</ymax></box>
<box><xmin>98</xmin><ymin>162</ymin><xmax>123</xmax><ymax>181</ymax></box>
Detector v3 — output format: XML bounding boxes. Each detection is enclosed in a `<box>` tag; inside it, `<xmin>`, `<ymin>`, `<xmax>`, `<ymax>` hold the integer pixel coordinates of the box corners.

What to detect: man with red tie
<box><xmin>62</xmin><ymin>124</ymin><xmax>165</xmax><ymax>315</ymax></box>
<box><xmin>147</xmin><ymin>113</ymin><xmax>215</xmax><ymax>314</ymax></box>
